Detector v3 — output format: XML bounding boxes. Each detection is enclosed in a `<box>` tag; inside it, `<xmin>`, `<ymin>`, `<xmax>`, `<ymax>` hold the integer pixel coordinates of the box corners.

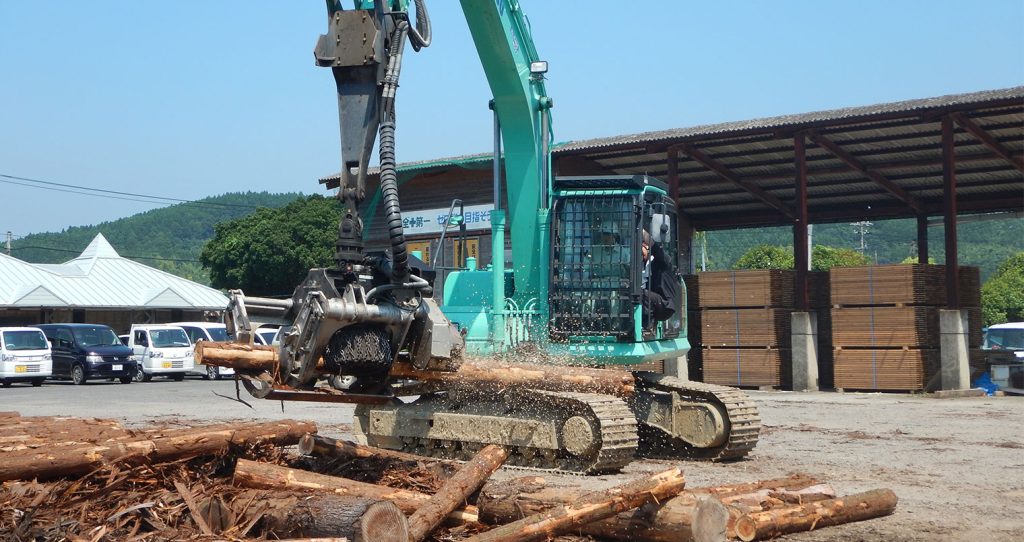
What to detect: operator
<box><xmin>641</xmin><ymin>229</ymin><xmax>680</xmax><ymax>328</ymax></box>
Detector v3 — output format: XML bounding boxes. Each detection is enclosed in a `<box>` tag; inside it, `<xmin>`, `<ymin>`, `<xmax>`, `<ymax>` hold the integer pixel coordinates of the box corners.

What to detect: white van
<box><xmin>128</xmin><ymin>325</ymin><xmax>194</xmax><ymax>382</ymax></box>
<box><xmin>984</xmin><ymin>322</ymin><xmax>1024</xmax><ymax>359</ymax></box>
<box><xmin>0</xmin><ymin>327</ymin><xmax>53</xmax><ymax>387</ymax></box>
<box><xmin>170</xmin><ymin>322</ymin><xmax>235</xmax><ymax>380</ymax></box>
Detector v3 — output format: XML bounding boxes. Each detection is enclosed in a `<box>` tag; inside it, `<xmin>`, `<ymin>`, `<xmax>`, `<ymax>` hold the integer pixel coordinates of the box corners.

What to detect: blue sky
<box><xmin>2</xmin><ymin>1</ymin><xmax>1022</xmax><ymax>236</ymax></box>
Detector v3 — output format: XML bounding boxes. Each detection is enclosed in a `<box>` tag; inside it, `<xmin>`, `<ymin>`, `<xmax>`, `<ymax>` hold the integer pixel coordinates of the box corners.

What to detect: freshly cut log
<box><xmin>233</xmin><ymin>459</ymin><xmax>430</xmax><ymax>514</ymax></box>
<box><xmin>390</xmin><ymin>360</ymin><xmax>636</xmax><ymax>396</ymax></box>
<box><xmin>256</xmin><ymin>493</ymin><xmax>408</xmax><ymax>542</ymax></box>
<box><xmin>408</xmin><ymin>445</ymin><xmax>508</xmax><ymax>542</ymax></box>
<box><xmin>193</xmin><ymin>341</ymin><xmax>278</xmax><ymax>372</ymax></box>
<box><xmin>298</xmin><ymin>433</ymin><xmax>457</xmax><ymax>467</ymax></box>
<box><xmin>478</xmin><ymin>476</ymin><xmax>829</xmax><ymax>542</ymax></box>
<box><xmin>689</xmin><ymin>474</ymin><xmax>822</xmax><ymax>499</ymax></box>
<box><xmin>465</xmin><ymin>467</ymin><xmax>686</xmax><ymax>542</ymax></box>
<box><xmin>734</xmin><ymin>489</ymin><xmax>898</xmax><ymax>541</ymax></box>
<box><xmin>0</xmin><ymin>420</ymin><xmax>315</xmax><ymax>482</ymax></box>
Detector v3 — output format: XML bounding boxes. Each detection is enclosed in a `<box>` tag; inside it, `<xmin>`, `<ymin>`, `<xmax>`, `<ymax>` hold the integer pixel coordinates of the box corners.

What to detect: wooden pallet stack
<box><xmin>697</xmin><ymin>270</ymin><xmax>795</xmax><ymax>388</ymax></box>
<box><xmin>830</xmin><ymin>264</ymin><xmax>982</xmax><ymax>391</ymax></box>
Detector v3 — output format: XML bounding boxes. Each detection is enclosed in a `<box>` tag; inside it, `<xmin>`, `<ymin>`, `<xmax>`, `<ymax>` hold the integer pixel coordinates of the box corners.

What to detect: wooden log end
<box><xmin>358</xmin><ymin>501</ymin><xmax>410</xmax><ymax>542</ymax></box>
<box><xmin>694</xmin><ymin>496</ymin><xmax>730</xmax><ymax>542</ymax></box>
<box><xmin>298</xmin><ymin>433</ymin><xmax>316</xmax><ymax>456</ymax></box>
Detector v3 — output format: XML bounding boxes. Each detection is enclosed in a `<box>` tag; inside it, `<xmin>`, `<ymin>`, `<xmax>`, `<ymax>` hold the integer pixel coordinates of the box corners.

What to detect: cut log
<box><xmin>734</xmin><ymin>489</ymin><xmax>898</xmax><ymax>541</ymax></box>
<box><xmin>477</xmin><ymin>475</ymin><xmax>835</xmax><ymax>542</ymax></box>
<box><xmin>193</xmin><ymin>343</ymin><xmax>637</xmax><ymax>397</ymax></box>
<box><xmin>480</xmin><ymin>476</ymin><xmax>728</xmax><ymax>542</ymax></box>
<box><xmin>0</xmin><ymin>420</ymin><xmax>315</xmax><ymax>482</ymax></box>
<box><xmin>690</xmin><ymin>474</ymin><xmax>822</xmax><ymax>499</ymax></box>
<box><xmin>465</xmin><ymin>467</ymin><xmax>686</xmax><ymax>542</ymax></box>
<box><xmin>298</xmin><ymin>433</ymin><xmax>458</xmax><ymax>467</ymax></box>
<box><xmin>257</xmin><ymin>493</ymin><xmax>408</xmax><ymax>542</ymax></box>
<box><xmin>390</xmin><ymin>360</ymin><xmax>636</xmax><ymax>397</ymax></box>
<box><xmin>233</xmin><ymin>459</ymin><xmax>430</xmax><ymax>514</ymax></box>
<box><xmin>193</xmin><ymin>341</ymin><xmax>279</xmax><ymax>372</ymax></box>
<box><xmin>408</xmin><ymin>445</ymin><xmax>508</xmax><ymax>542</ymax></box>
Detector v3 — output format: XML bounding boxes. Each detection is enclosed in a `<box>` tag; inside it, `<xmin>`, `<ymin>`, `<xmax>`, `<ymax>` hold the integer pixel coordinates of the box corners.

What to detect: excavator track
<box><xmin>354</xmin><ymin>389</ymin><xmax>638</xmax><ymax>474</ymax></box>
<box><xmin>633</xmin><ymin>373</ymin><xmax>761</xmax><ymax>461</ymax></box>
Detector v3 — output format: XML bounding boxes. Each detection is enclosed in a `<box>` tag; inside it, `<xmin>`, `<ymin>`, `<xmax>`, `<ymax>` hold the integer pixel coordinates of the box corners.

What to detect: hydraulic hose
<box><xmin>409</xmin><ymin>0</ymin><xmax>432</xmax><ymax>51</ymax></box>
<box><xmin>379</xmin><ymin>22</ymin><xmax>411</xmax><ymax>281</ymax></box>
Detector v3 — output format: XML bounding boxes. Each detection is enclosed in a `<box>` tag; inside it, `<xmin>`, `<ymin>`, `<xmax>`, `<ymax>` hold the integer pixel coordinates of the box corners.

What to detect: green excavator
<box><xmin>225</xmin><ymin>0</ymin><xmax>760</xmax><ymax>473</ymax></box>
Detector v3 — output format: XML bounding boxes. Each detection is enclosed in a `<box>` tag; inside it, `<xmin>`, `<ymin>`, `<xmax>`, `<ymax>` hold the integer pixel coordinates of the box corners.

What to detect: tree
<box><xmin>981</xmin><ymin>252</ymin><xmax>1024</xmax><ymax>325</ymax></box>
<box><xmin>201</xmin><ymin>195</ymin><xmax>342</xmax><ymax>296</ymax></box>
<box><xmin>813</xmin><ymin>246</ymin><xmax>870</xmax><ymax>271</ymax></box>
<box><xmin>734</xmin><ymin>245</ymin><xmax>794</xmax><ymax>269</ymax></box>
<box><xmin>899</xmin><ymin>256</ymin><xmax>937</xmax><ymax>264</ymax></box>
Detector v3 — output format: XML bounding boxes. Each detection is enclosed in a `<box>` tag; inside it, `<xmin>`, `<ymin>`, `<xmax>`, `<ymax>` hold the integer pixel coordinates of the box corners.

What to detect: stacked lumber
<box><xmin>697</xmin><ymin>270</ymin><xmax>795</xmax><ymax>388</ymax></box>
<box><xmin>0</xmin><ymin>413</ymin><xmax>897</xmax><ymax>541</ymax></box>
<box><xmin>832</xmin><ymin>349</ymin><xmax>939</xmax><ymax>390</ymax></box>
<box><xmin>702</xmin><ymin>349</ymin><xmax>785</xmax><ymax>388</ymax></box>
<box><xmin>698</xmin><ymin>269</ymin><xmax>795</xmax><ymax>308</ymax></box>
<box><xmin>701</xmin><ymin>308</ymin><xmax>792</xmax><ymax>347</ymax></box>
<box><xmin>829</xmin><ymin>264</ymin><xmax>982</xmax><ymax>391</ymax></box>
<box><xmin>831</xmin><ymin>306</ymin><xmax>938</xmax><ymax>347</ymax></box>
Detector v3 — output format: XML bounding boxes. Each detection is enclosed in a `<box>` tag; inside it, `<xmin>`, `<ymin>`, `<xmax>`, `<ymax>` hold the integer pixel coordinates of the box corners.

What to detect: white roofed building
<box><xmin>0</xmin><ymin>234</ymin><xmax>227</xmax><ymax>332</ymax></box>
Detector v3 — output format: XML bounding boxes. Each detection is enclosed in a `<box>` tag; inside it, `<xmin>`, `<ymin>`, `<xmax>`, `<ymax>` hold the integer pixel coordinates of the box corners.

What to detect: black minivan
<box><xmin>36</xmin><ymin>324</ymin><xmax>136</xmax><ymax>385</ymax></box>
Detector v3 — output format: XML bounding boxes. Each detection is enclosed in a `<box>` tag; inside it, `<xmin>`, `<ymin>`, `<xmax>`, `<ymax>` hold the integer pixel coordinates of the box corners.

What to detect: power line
<box><xmin>0</xmin><ymin>173</ymin><xmax>259</xmax><ymax>210</ymax></box>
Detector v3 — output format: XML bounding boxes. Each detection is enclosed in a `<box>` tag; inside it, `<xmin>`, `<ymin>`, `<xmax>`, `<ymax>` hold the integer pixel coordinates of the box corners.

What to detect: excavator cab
<box><xmin>550</xmin><ymin>175</ymin><xmax>683</xmax><ymax>344</ymax></box>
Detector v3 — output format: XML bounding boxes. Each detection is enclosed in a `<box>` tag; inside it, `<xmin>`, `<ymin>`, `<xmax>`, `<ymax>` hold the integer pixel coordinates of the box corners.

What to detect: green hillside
<box><xmin>9</xmin><ymin>192</ymin><xmax>303</xmax><ymax>285</ymax></box>
<box><xmin>701</xmin><ymin>216</ymin><xmax>1024</xmax><ymax>281</ymax></box>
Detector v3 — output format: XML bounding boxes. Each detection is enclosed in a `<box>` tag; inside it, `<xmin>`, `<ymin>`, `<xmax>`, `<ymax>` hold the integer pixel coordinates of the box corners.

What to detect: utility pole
<box><xmin>700</xmin><ymin>232</ymin><xmax>707</xmax><ymax>272</ymax></box>
<box><xmin>4</xmin><ymin>231</ymin><xmax>11</xmax><ymax>256</ymax></box>
<box><xmin>850</xmin><ymin>221</ymin><xmax>872</xmax><ymax>254</ymax></box>
<box><xmin>807</xmin><ymin>224</ymin><xmax>814</xmax><ymax>270</ymax></box>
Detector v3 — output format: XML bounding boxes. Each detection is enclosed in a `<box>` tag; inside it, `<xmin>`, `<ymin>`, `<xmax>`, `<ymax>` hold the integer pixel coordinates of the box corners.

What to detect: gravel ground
<box><xmin>5</xmin><ymin>378</ymin><xmax>1023</xmax><ymax>540</ymax></box>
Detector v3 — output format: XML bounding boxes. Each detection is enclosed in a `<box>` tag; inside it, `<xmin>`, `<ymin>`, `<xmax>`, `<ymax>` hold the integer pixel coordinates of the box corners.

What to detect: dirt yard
<box><xmin>7</xmin><ymin>381</ymin><xmax>1023</xmax><ymax>540</ymax></box>
<box><xmin>539</xmin><ymin>390</ymin><xmax>1024</xmax><ymax>542</ymax></box>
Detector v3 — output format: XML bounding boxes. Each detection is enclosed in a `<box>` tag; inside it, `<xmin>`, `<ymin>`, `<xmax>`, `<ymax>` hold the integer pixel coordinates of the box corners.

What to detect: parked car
<box><xmin>255</xmin><ymin>326</ymin><xmax>280</xmax><ymax>346</ymax></box>
<box><xmin>170</xmin><ymin>322</ymin><xmax>235</xmax><ymax>380</ymax></box>
<box><xmin>127</xmin><ymin>325</ymin><xmax>194</xmax><ymax>382</ymax></box>
<box><xmin>36</xmin><ymin>324</ymin><xmax>135</xmax><ymax>385</ymax></box>
<box><xmin>0</xmin><ymin>327</ymin><xmax>53</xmax><ymax>387</ymax></box>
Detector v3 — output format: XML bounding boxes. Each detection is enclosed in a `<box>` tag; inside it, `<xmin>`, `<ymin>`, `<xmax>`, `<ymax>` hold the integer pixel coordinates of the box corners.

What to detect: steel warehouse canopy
<box><xmin>322</xmin><ymin>86</ymin><xmax>1024</xmax><ymax>231</ymax></box>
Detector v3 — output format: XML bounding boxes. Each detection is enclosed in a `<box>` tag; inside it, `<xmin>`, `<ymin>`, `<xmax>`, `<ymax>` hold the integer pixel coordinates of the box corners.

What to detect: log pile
<box><xmin>0</xmin><ymin>413</ymin><xmax>897</xmax><ymax>541</ymax></box>
<box><xmin>830</xmin><ymin>264</ymin><xmax>982</xmax><ymax>391</ymax></box>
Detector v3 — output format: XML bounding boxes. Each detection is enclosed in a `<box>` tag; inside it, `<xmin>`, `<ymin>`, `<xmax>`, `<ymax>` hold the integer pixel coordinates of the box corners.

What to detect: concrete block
<box><xmin>790</xmin><ymin>311</ymin><xmax>819</xmax><ymax>392</ymax></box>
<box><xmin>939</xmin><ymin>309</ymin><xmax>970</xmax><ymax>391</ymax></box>
<box><xmin>664</xmin><ymin>357</ymin><xmax>688</xmax><ymax>380</ymax></box>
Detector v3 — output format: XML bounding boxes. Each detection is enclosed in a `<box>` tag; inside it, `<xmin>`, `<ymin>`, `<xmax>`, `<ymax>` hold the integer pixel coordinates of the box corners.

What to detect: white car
<box><xmin>127</xmin><ymin>325</ymin><xmax>194</xmax><ymax>382</ymax></box>
<box><xmin>255</xmin><ymin>326</ymin><xmax>280</xmax><ymax>346</ymax></box>
<box><xmin>170</xmin><ymin>322</ymin><xmax>236</xmax><ymax>380</ymax></box>
<box><xmin>0</xmin><ymin>327</ymin><xmax>52</xmax><ymax>387</ymax></box>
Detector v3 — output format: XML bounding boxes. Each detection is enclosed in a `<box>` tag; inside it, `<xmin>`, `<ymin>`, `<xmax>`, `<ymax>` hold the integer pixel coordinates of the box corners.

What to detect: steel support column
<box><xmin>667</xmin><ymin>147</ymin><xmax>693</xmax><ymax>272</ymax></box>
<box><xmin>793</xmin><ymin>134</ymin><xmax>809</xmax><ymax>311</ymax></box>
<box><xmin>916</xmin><ymin>214</ymin><xmax>929</xmax><ymax>264</ymax></box>
<box><xmin>942</xmin><ymin>117</ymin><xmax>959</xmax><ymax>308</ymax></box>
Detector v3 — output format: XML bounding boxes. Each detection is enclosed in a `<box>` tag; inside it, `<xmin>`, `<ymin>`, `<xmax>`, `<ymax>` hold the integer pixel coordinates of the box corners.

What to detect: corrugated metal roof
<box><xmin>320</xmin><ymin>87</ymin><xmax>1024</xmax><ymax>229</ymax></box>
<box><xmin>0</xmin><ymin>234</ymin><xmax>227</xmax><ymax>309</ymax></box>
<box><xmin>556</xmin><ymin>87</ymin><xmax>1024</xmax><ymax>153</ymax></box>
